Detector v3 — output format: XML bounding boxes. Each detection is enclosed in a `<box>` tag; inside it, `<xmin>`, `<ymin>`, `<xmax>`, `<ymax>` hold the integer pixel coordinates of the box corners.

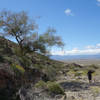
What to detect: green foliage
<box><xmin>34</xmin><ymin>63</ymin><xmax>58</xmax><ymax>81</ymax></box>
<box><xmin>74</xmin><ymin>71</ymin><xmax>83</xmax><ymax>77</ymax></box>
<box><xmin>32</xmin><ymin>41</ymin><xmax>47</xmax><ymax>54</ymax></box>
<box><xmin>0</xmin><ymin>10</ymin><xmax>64</xmax><ymax>56</ymax></box>
<box><xmin>44</xmin><ymin>65</ymin><xmax>57</xmax><ymax>81</ymax></box>
<box><xmin>74</xmin><ymin>70</ymin><xmax>87</xmax><ymax>77</ymax></box>
<box><xmin>11</xmin><ymin>64</ymin><xmax>25</xmax><ymax>77</ymax></box>
<box><xmin>88</xmin><ymin>64</ymin><xmax>98</xmax><ymax>70</ymax></box>
<box><xmin>47</xmin><ymin>81</ymin><xmax>65</xmax><ymax>95</ymax></box>
<box><xmin>35</xmin><ymin>80</ymin><xmax>47</xmax><ymax>89</ymax></box>
<box><xmin>13</xmin><ymin>46</ymin><xmax>32</xmax><ymax>68</ymax></box>
<box><xmin>39</xmin><ymin>28</ymin><xmax>64</xmax><ymax>47</ymax></box>
<box><xmin>34</xmin><ymin>64</ymin><xmax>44</xmax><ymax>70</ymax></box>
<box><xmin>3</xmin><ymin>56</ymin><xmax>12</xmax><ymax>64</ymax></box>
<box><xmin>38</xmin><ymin>28</ymin><xmax>64</xmax><ymax>55</ymax></box>
<box><xmin>0</xmin><ymin>10</ymin><xmax>37</xmax><ymax>54</ymax></box>
<box><xmin>15</xmin><ymin>65</ymin><xmax>25</xmax><ymax>73</ymax></box>
<box><xmin>35</xmin><ymin>81</ymin><xmax>65</xmax><ymax>95</ymax></box>
<box><xmin>18</xmin><ymin>56</ymin><xmax>32</xmax><ymax>68</ymax></box>
<box><xmin>23</xmin><ymin>28</ymin><xmax>64</xmax><ymax>55</ymax></box>
<box><xmin>13</xmin><ymin>47</ymin><xmax>22</xmax><ymax>57</ymax></box>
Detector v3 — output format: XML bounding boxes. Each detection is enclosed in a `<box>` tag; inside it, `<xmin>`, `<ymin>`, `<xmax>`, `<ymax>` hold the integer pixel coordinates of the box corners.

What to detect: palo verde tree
<box><xmin>0</xmin><ymin>10</ymin><xmax>37</xmax><ymax>54</ymax></box>
<box><xmin>23</xmin><ymin>28</ymin><xmax>64</xmax><ymax>55</ymax></box>
<box><xmin>0</xmin><ymin>10</ymin><xmax>64</xmax><ymax>56</ymax></box>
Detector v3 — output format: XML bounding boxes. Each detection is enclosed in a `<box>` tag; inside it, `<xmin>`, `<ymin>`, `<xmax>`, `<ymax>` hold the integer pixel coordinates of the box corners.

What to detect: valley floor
<box><xmin>63</xmin><ymin>59</ymin><xmax>100</xmax><ymax>66</ymax></box>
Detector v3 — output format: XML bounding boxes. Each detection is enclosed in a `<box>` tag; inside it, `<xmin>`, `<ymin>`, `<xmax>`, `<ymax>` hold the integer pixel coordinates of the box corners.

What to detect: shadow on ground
<box><xmin>60</xmin><ymin>81</ymin><xmax>100</xmax><ymax>92</ymax></box>
<box><xmin>90</xmin><ymin>82</ymin><xmax>100</xmax><ymax>86</ymax></box>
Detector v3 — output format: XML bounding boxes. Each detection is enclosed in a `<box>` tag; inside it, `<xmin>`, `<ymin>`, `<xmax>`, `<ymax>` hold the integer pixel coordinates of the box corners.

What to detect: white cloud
<box><xmin>97</xmin><ymin>0</ymin><xmax>100</xmax><ymax>6</ymax></box>
<box><xmin>97</xmin><ymin>0</ymin><xmax>100</xmax><ymax>2</ymax></box>
<box><xmin>96</xmin><ymin>43</ymin><xmax>100</xmax><ymax>47</ymax></box>
<box><xmin>85</xmin><ymin>45</ymin><xmax>94</xmax><ymax>49</ymax></box>
<box><xmin>65</xmin><ymin>8</ymin><xmax>74</xmax><ymax>16</ymax></box>
<box><xmin>51</xmin><ymin>48</ymin><xmax>100</xmax><ymax>55</ymax></box>
<box><xmin>51</xmin><ymin>43</ymin><xmax>100</xmax><ymax>55</ymax></box>
<box><xmin>51</xmin><ymin>50</ymin><xmax>65</xmax><ymax>56</ymax></box>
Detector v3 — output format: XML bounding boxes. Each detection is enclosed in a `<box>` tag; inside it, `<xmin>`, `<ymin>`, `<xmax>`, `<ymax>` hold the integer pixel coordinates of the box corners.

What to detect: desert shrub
<box><xmin>75</xmin><ymin>70</ymin><xmax>87</xmax><ymax>77</ymax></box>
<box><xmin>18</xmin><ymin>56</ymin><xmax>32</xmax><ymax>68</ymax></box>
<box><xmin>13</xmin><ymin>47</ymin><xmax>32</xmax><ymax>68</ymax></box>
<box><xmin>3</xmin><ymin>56</ymin><xmax>12</xmax><ymax>64</ymax></box>
<box><xmin>73</xmin><ymin>67</ymin><xmax>80</xmax><ymax>72</ymax></box>
<box><xmin>88</xmin><ymin>64</ymin><xmax>98</xmax><ymax>69</ymax></box>
<box><xmin>13</xmin><ymin>47</ymin><xmax>22</xmax><ymax>57</ymax></box>
<box><xmin>15</xmin><ymin>65</ymin><xmax>25</xmax><ymax>73</ymax></box>
<box><xmin>67</xmin><ymin>70</ymin><xmax>76</xmax><ymax>75</ymax></box>
<box><xmin>35</xmin><ymin>81</ymin><xmax>65</xmax><ymax>96</ymax></box>
<box><xmin>35</xmin><ymin>80</ymin><xmax>47</xmax><ymax>89</ymax></box>
<box><xmin>75</xmin><ymin>71</ymin><xmax>83</xmax><ymax>77</ymax></box>
<box><xmin>4</xmin><ymin>47</ymin><xmax>12</xmax><ymax>55</ymax></box>
<box><xmin>47</xmin><ymin>81</ymin><xmax>65</xmax><ymax>95</ymax></box>
<box><xmin>11</xmin><ymin>64</ymin><xmax>25</xmax><ymax>77</ymax></box>
<box><xmin>34</xmin><ymin>64</ymin><xmax>44</xmax><ymax>70</ymax></box>
<box><xmin>44</xmin><ymin>65</ymin><xmax>57</xmax><ymax>81</ymax></box>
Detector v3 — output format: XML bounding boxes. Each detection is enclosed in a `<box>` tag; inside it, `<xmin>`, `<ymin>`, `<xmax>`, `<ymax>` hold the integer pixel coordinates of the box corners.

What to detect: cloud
<box><xmin>97</xmin><ymin>0</ymin><xmax>100</xmax><ymax>6</ymax></box>
<box><xmin>51</xmin><ymin>43</ymin><xmax>100</xmax><ymax>55</ymax></box>
<box><xmin>97</xmin><ymin>0</ymin><xmax>100</xmax><ymax>2</ymax></box>
<box><xmin>85</xmin><ymin>45</ymin><xmax>95</xmax><ymax>49</ymax></box>
<box><xmin>96</xmin><ymin>43</ymin><xmax>100</xmax><ymax>47</ymax></box>
<box><xmin>65</xmin><ymin>8</ymin><xmax>74</xmax><ymax>16</ymax></box>
<box><xmin>51</xmin><ymin>50</ymin><xmax>65</xmax><ymax>56</ymax></box>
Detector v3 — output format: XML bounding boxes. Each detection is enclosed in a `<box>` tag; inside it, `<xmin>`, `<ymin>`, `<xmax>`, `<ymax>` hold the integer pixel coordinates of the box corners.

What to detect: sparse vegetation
<box><xmin>47</xmin><ymin>81</ymin><xmax>65</xmax><ymax>95</ymax></box>
<box><xmin>35</xmin><ymin>80</ymin><xmax>47</xmax><ymax>89</ymax></box>
<box><xmin>11</xmin><ymin>64</ymin><xmax>25</xmax><ymax>78</ymax></box>
<box><xmin>35</xmin><ymin>81</ymin><xmax>65</xmax><ymax>96</ymax></box>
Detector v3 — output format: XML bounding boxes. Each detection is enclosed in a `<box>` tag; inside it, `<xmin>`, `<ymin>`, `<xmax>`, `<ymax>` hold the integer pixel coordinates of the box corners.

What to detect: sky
<box><xmin>0</xmin><ymin>0</ymin><xmax>100</xmax><ymax>55</ymax></box>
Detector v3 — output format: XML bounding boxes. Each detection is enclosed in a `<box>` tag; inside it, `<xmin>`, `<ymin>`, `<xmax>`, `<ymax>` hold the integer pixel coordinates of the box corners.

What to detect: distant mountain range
<box><xmin>51</xmin><ymin>54</ymin><xmax>100</xmax><ymax>61</ymax></box>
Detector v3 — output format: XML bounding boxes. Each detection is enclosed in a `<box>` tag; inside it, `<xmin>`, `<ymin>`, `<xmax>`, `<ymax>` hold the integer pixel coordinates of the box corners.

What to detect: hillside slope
<box><xmin>1</xmin><ymin>36</ymin><xmax>100</xmax><ymax>100</ymax></box>
<box><xmin>0</xmin><ymin>36</ymin><xmax>65</xmax><ymax>100</ymax></box>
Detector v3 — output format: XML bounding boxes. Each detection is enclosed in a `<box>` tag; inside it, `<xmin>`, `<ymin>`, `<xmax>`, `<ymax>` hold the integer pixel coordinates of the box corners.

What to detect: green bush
<box><xmin>11</xmin><ymin>64</ymin><xmax>25</xmax><ymax>77</ymax></box>
<box><xmin>47</xmin><ymin>81</ymin><xmax>65</xmax><ymax>95</ymax></box>
<box><xmin>34</xmin><ymin>64</ymin><xmax>44</xmax><ymax>70</ymax></box>
<box><xmin>35</xmin><ymin>80</ymin><xmax>47</xmax><ymax>89</ymax></box>
<box><xmin>3</xmin><ymin>56</ymin><xmax>12</xmax><ymax>64</ymax></box>
<box><xmin>44</xmin><ymin>66</ymin><xmax>57</xmax><ymax>81</ymax></box>
<box><xmin>18</xmin><ymin>56</ymin><xmax>32</xmax><ymax>68</ymax></box>
<box><xmin>35</xmin><ymin>81</ymin><xmax>65</xmax><ymax>96</ymax></box>
<box><xmin>75</xmin><ymin>71</ymin><xmax>82</xmax><ymax>77</ymax></box>
<box><xmin>13</xmin><ymin>47</ymin><xmax>22</xmax><ymax>57</ymax></box>
<box><xmin>88</xmin><ymin>64</ymin><xmax>98</xmax><ymax>69</ymax></box>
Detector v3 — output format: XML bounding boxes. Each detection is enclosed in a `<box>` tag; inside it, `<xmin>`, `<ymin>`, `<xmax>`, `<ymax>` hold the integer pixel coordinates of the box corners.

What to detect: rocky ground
<box><xmin>58</xmin><ymin>76</ymin><xmax>100</xmax><ymax>100</ymax></box>
<box><xmin>0</xmin><ymin>63</ymin><xmax>100</xmax><ymax>100</ymax></box>
<box><xmin>17</xmin><ymin>63</ymin><xmax>100</xmax><ymax>100</ymax></box>
<box><xmin>17</xmin><ymin>77</ymin><xmax>100</xmax><ymax>100</ymax></box>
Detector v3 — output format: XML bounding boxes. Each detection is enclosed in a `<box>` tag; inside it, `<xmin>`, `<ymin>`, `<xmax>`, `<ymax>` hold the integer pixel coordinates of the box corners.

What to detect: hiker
<box><xmin>87</xmin><ymin>70</ymin><xmax>95</xmax><ymax>83</ymax></box>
